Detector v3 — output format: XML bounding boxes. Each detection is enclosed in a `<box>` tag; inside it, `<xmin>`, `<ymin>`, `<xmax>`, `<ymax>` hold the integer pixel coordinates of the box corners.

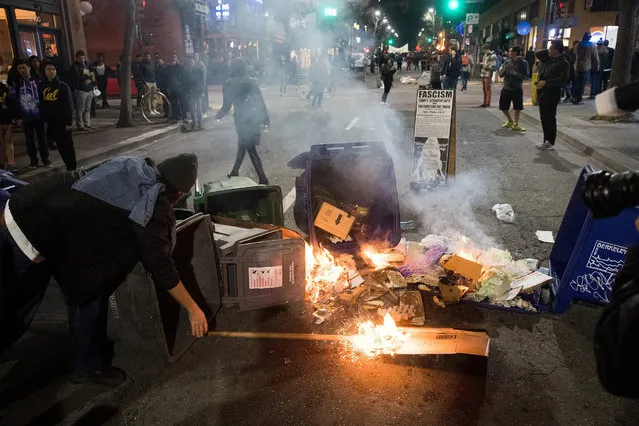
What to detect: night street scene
<box><xmin>2</xmin><ymin>0</ymin><xmax>639</xmax><ymax>424</ymax></box>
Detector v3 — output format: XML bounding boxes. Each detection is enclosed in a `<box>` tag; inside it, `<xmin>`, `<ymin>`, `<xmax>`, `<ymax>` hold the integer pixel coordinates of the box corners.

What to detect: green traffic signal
<box><xmin>428</xmin><ymin>37</ymin><xmax>432</xmax><ymax>43</ymax></box>
<box><xmin>388</xmin><ymin>38</ymin><xmax>394</xmax><ymax>45</ymax></box>
<box><xmin>448</xmin><ymin>0</ymin><xmax>459</xmax><ymax>10</ymax></box>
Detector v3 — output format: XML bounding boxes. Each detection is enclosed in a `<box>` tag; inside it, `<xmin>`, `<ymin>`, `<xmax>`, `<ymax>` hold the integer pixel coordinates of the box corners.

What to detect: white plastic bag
<box><xmin>492</xmin><ymin>204</ymin><xmax>515</xmax><ymax>223</ymax></box>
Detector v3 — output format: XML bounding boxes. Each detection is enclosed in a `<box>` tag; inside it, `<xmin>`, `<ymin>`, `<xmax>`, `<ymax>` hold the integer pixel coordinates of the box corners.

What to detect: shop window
<box><xmin>15</xmin><ymin>9</ymin><xmax>59</xmax><ymax>28</ymax></box>
<box><xmin>0</xmin><ymin>9</ymin><xmax>12</xmax><ymax>83</ymax></box>
<box><xmin>530</xmin><ymin>1</ymin><xmax>539</xmax><ymax>20</ymax></box>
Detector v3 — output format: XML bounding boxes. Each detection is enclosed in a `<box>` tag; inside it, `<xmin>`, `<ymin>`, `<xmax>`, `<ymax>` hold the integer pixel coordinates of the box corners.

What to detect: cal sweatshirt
<box><xmin>38</xmin><ymin>77</ymin><xmax>74</xmax><ymax>126</ymax></box>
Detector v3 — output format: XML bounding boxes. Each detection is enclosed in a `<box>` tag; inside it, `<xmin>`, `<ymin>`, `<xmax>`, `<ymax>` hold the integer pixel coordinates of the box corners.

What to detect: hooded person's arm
<box><xmin>63</xmin><ymin>82</ymin><xmax>74</xmax><ymax>126</ymax></box>
<box><xmin>215</xmin><ymin>82</ymin><xmax>233</xmax><ymax>120</ymax></box>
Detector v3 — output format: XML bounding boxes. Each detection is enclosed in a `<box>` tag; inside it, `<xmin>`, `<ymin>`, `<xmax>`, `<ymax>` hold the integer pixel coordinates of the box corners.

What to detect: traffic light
<box><xmin>388</xmin><ymin>38</ymin><xmax>394</xmax><ymax>45</ymax></box>
<box><xmin>556</xmin><ymin>1</ymin><xmax>566</xmax><ymax>17</ymax></box>
<box><xmin>448</xmin><ymin>0</ymin><xmax>459</xmax><ymax>10</ymax></box>
<box><xmin>323</xmin><ymin>7</ymin><xmax>337</xmax><ymax>17</ymax></box>
<box><xmin>428</xmin><ymin>37</ymin><xmax>433</xmax><ymax>43</ymax></box>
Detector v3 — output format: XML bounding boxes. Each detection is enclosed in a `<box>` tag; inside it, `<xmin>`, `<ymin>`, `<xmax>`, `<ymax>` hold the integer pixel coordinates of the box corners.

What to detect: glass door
<box><xmin>17</xmin><ymin>28</ymin><xmax>39</xmax><ymax>57</ymax></box>
<box><xmin>39</xmin><ymin>29</ymin><xmax>61</xmax><ymax>58</ymax></box>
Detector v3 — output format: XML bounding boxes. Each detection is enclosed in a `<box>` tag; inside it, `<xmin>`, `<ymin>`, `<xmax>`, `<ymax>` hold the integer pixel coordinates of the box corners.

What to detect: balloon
<box><xmin>80</xmin><ymin>10</ymin><xmax>85</xmax><ymax>17</ymax></box>
<box><xmin>516</xmin><ymin>21</ymin><xmax>531</xmax><ymax>36</ymax></box>
<box><xmin>79</xmin><ymin>1</ymin><xmax>93</xmax><ymax>14</ymax></box>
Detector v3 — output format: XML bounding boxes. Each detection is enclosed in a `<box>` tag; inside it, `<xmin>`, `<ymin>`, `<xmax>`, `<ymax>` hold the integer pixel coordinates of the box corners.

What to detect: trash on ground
<box><xmin>535</xmin><ymin>230</ymin><xmax>555</xmax><ymax>243</ymax></box>
<box><xmin>400</xmin><ymin>76</ymin><xmax>418</xmax><ymax>84</ymax></box>
<box><xmin>492</xmin><ymin>204</ymin><xmax>516</xmax><ymax>223</ymax></box>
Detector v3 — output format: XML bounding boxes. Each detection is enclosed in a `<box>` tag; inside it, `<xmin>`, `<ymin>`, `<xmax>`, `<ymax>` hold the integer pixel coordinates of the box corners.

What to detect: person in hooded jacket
<box><xmin>0</xmin><ymin>153</ymin><xmax>208</xmax><ymax>386</ymax></box>
<box><xmin>166</xmin><ymin>52</ymin><xmax>186</xmax><ymax>123</ymax></box>
<box><xmin>535</xmin><ymin>41</ymin><xmax>570</xmax><ymax>150</ymax></box>
<box><xmin>380</xmin><ymin>56</ymin><xmax>397</xmax><ymax>105</ymax></box>
<box><xmin>39</xmin><ymin>59</ymin><xmax>76</xmax><ymax>171</ymax></box>
<box><xmin>28</xmin><ymin>56</ymin><xmax>43</xmax><ymax>84</ymax></box>
<box><xmin>9</xmin><ymin>58</ymin><xmax>49</xmax><ymax>168</ymax></box>
<box><xmin>216</xmin><ymin>58</ymin><xmax>270</xmax><ymax>185</ymax></box>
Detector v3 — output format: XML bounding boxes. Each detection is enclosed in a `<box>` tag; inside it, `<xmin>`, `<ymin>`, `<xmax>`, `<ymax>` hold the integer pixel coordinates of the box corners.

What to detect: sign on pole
<box><xmin>410</xmin><ymin>89</ymin><xmax>456</xmax><ymax>190</ymax></box>
<box><xmin>466</xmin><ymin>13</ymin><xmax>479</xmax><ymax>25</ymax></box>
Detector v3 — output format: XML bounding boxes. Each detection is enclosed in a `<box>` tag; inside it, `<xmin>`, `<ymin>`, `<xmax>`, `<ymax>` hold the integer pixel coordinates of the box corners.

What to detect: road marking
<box><xmin>114</xmin><ymin>124</ymin><xmax>179</xmax><ymax>146</ymax></box>
<box><xmin>283</xmin><ymin>187</ymin><xmax>296</xmax><ymax>213</ymax></box>
<box><xmin>345</xmin><ymin>117</ymin><xmax>360</xmax><ymax>131</ymax></box>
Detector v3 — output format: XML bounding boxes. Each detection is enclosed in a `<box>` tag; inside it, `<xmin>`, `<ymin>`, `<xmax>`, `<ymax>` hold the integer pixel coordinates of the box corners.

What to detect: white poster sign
<box><xmin>248</xmin><ymin>266</ymin><xmax>283</xmax><ymax>289</ymax></box>
<box><xmin>410</xmin><ymin>90</ymin><xmax>454</xmax><ymax>188</ymax></box>
<box><xmin>466</xmin><ymin>13</ymin><xmax>479</xmax><ymax>25</ymax></box>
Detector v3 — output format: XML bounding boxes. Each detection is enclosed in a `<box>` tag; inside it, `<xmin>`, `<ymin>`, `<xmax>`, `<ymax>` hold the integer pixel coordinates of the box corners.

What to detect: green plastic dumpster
<box><xmin>193</xmin><ymin>177</ymin><xmax>284</xmax><ymax>227</ymax></box>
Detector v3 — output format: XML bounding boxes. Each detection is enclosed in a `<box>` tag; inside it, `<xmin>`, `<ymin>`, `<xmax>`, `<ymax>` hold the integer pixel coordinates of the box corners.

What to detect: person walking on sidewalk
<box><xmin>132</xmin><ymin>54</ymin><xmax>145</xmax><ymax>107</ymax></box>
<box><xmin>564</xmin><ymin>42</ymin><xmax>577</xmax><ymax>102</ymax></box>
<box><xmin>216</xmin><ymin>58</ymin><xmax>270</xmax><ymax>185</ymax></box>
<box><xmin>39</xmin><ymin>60</ymin><xmax>76</xmax><ymax>171</ymax></box>
<box><xmin>479</xmin><ymin>44</ymin><xmax>497</xmax><ymax>107</ymax></box>
<box><xmin>572</xmin><ymin>32</ymin><xmax>599</xmax><ymax>104</ymax></box>
<box><xmin>9</xmin><ymin>59</ymin><xmax>49</xmax><ymax>168</ymax></box>
<box><xmin>602</xmin><ymin>40</ymin><xmax>614</xmax><ymax>91</ymax></box>
<box><xmin>185</xmin><ymin>56</ymin><xmax>204</xmax><ymax>131</ymax></box>
<box><xmin>195</xmin><ymin>53</ymin><xmax>209</xmax><ymax>115</ymax></box>
<box><xmin>73</xmin><ymin>50</ymin><xmax>95</xmax><ymax>130</ymax></box>
<box><xmin>535</xmin><ymin>40</ymin><xmax>570</xmax><ymax>151</ymax></box>
<box><xmin>591</xmin><ymin>40</ymin><xmax>609</xmax><ymax>99</ymax></box>
<box><xmin>525</xmin><ymin>47</ymin><xmax>536</xmax><ymax>77</ymax></box>
<box><xmin>166</xmin><ymin>52</ymin><xmax>186</xmax><ymax>124</ymax></box>
<box><xmin>499</xmin><ymin>46</ymin><xmax>529</xmax><ymax>132</ymax></box>
<box><xmin>380</xmin><ymin>56</ymin><xmax>397</xmax><ymax>105</ymax></box>
<box><xmin>0</xmin><ymin>154</ymin><xmax>209</xmax><ymax>385</ymax></box>
<box><xmin>0</xmin><ymin>82</ymin><xmax>14</xmax><ymax>171</ymax></box>
<box><xmin>309</xmin><ymin>55</ymin><xmax>328</xmax><ymax>108</ymax></box>
<box><xmin>460</xmin><ymin>50</ymin><xmax>472</xmax><ymax>91</ymax></box>
<box><xmin>94</xmin><ymin>53</ymin><xmax>110</xmax><ymax>108</ymax></box>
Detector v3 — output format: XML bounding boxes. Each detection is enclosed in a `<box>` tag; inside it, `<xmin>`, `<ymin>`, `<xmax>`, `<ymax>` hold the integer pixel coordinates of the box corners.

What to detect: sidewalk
<box><xmin>463</xmin><ymin>80</ymin><xmax>639</xmax><ymax>172</ymax></box>
<box><xmin>13</xmin><ymin>87</ymin><xmax>223</xmax><ymax>181</ymax></box>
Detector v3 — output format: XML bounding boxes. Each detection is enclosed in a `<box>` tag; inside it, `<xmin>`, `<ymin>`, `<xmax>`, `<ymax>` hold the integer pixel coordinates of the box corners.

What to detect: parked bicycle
<box><xmin>136</xmin><ymin>88</ymin><xmax>172</xmax><ymax>124</ymax></box>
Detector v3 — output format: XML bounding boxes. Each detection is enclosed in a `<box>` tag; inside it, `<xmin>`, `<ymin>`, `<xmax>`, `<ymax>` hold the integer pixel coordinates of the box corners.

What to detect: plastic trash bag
<box><xmin>492</xmin><ymin>204</ymin><xmax>516</xmax><ymax>223</ymax></box>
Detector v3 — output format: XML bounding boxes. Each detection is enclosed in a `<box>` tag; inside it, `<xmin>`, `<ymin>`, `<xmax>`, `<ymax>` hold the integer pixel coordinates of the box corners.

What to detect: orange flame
<box><xmin>360</xmin><ymin>244</ymin><xmax>405</xmax><ymax>270</ymax></box>
<box><xmin>305</xmin><ymin>243</ymin><xmax>349</xmax><ymax>304</ymax></box>
<box><xmin>350</xmin><ymin>313</ymin><xmax>409</xmax><ymax>357</ymax></box>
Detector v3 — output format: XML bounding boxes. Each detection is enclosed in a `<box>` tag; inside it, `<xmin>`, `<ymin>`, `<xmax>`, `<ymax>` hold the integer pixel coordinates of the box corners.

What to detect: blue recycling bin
<box><xmin>0</xmin><ymin>171</ymin><xmax>27</xmax><ymax>210</ymax></box>
<box><xmin>550</xmin><ymin>165</ymin><xmax>639</xmax><ymax>313</ymax></box>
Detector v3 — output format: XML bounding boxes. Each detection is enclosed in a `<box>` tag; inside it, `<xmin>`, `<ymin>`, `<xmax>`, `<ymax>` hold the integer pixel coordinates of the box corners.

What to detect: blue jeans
<box><xmin>443</xmin><ymin>76</ymin><xmax>459</xmax><ymax>90</ymax></box>
<box><xmin>590</xmin><ymin>71</ymin><xmax>602</xmax><ymax>97</ymax></box>
<box><xmin>67</xmin><ymin>296</ymin><xmax>114</xmax><ymax>377</ymax></box>
<box><xmin>461</xmin><ymin>71</ymin><xmax>469</xmax><ymax>90</ymax></box>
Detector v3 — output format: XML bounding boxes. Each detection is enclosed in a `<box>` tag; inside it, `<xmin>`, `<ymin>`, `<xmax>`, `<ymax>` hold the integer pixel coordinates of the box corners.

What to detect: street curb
<box><xmin>519</xmin><ymin>110</ymin><xmax>627</xmax><ymax>171</ymax></box>
<box><xmin>18</xmin><ymin>123</ymin><xmax>180</xmax><ymax>182</ymax></box>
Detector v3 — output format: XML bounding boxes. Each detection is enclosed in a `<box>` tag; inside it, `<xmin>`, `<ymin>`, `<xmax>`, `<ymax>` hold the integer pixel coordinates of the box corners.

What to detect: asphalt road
<box><xmin>2</xmin><ymin>75</ymin><xmax>638</xmax><ymax>425</ymax></box>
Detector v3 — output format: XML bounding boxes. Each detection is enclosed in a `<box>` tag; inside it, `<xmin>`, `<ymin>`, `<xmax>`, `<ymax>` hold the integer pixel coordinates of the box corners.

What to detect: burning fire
<box><xmin>360</xmin><ymin>244</ymin><xmax>405</xmax><ymax>270</ymax></box>
<box><xmin>350</xmin><ymin>313</ymin><xmax>409</xmax><ymax>357</ymax></box>
<box><xmin>305</xmin><ymin>243</ymin><xmax>349</xmax><ymax>304</ymax></box>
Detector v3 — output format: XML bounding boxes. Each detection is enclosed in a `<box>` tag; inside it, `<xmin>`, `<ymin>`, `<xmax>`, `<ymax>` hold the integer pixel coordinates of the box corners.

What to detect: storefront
<box><xmin>0</xmin><ymin>0</ymin><xmax>67</xmax><ymax>82</ymax></box>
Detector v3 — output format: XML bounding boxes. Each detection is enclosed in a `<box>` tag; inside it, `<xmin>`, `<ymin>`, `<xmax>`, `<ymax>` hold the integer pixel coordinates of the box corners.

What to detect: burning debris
<box><xmin>351</xmin><ymin>313</ymin><xmax>409</xmax><ymax>357</ymax></box>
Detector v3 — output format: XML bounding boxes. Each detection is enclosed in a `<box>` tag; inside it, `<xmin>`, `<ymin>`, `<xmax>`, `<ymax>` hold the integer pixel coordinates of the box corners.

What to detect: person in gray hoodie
<box><xmin>572</xmin><ymin>32</ymin><xmax>599</xmax><ymax>104</ymax></box>
<box><xmin>498</xmin><ymin>46</ymin><xmax>529</xmax><ymax>132</ymax></box>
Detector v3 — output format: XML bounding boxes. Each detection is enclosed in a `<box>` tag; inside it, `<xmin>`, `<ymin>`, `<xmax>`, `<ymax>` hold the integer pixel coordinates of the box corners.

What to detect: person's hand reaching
<box><xmin>189</xmin><ymin>307</ymin><xmax>209</xmax><ymax>337</ymax></box>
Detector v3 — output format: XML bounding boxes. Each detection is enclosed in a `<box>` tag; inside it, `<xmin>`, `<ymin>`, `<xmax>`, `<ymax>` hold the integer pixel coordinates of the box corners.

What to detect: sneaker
<box><xmin>536</xmin><ymin>141</ymin><xmax>555</xmax><ymax>150</ymax></box>
<box><xmin>69</xmin><ymin>366</ymin><xmax>127</xmax><ymax>387</ymax></box>
<box><xmin>202</xmin><ymin>113</ymin><xmax>208</xmax><ymax>118</ymax></box>
<box><xmin>42</xmin><ymin>160</ymin><xmax>52</xmax><ymax>167</ymax></box>
<box><xmin>502</xmin><ymin>120</ymin><xmax>514</xmax><ymax>129</ymax></box>
<box><xmin>77</xmin><ymin>126</ymin><xmax>87</xmax><ymax>131</ymax></box>
<box><xmin>512</xmin><ymin>123</ymin><xmax>526</xmax><ymax>132</ymax></box>
<box><xmin>86</xmin><ymin>124</ymin><xmax>96</xmax><ymax>129</ymax></box>
<box><xmin>28</xmin><ymin>160</ymin><xmax>38</xmax><ymax>169</ymax></box>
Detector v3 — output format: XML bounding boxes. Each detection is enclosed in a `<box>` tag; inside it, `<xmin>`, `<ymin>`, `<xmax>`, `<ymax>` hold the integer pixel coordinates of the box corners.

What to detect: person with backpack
<box><xmin>441</xmin><ymin>47</ymin><xmax>461</xmax><ymax>90</ymax></box>
<box><xmin>430</xmin><ymin>54</ymin><xmax>442</xmax><ymax>89</ymax></box>
<box><xmin>479</xmin><ymin>44</ymin><xmax>498</xmax><ymax>107</ymax></box>
<box><xmin>572</xmin><ymin>32</ymin><xmax>599</xmax><ymax>104</ymax></box>
<box><xmin>216</xmin><ymin>58</ymin><xmax>270</xmax><ymax>185</ymax></box>
<box><xmin>460</xmin><ymin>50</ymin><xmax>473</xmax><ymax>91</ymax></box>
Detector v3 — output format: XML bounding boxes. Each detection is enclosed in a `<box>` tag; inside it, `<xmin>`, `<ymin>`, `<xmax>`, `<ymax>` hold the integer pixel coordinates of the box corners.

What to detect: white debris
<box><xmin>535</xmin><ymin>230</ymin><xmax>555</xmax><ymax>243</ymax></box>
<box><xmin>400</xmin><ymin>76</ymin><xmax>418</xmax><ymax>84</ymax></box>
<box><xmin>492</xmin><ymin>204</ymin><xmax>516</xmax><ymax>223</ymax></box>
<box><xmin>420</xmin><ymin>234</ymin><xmax>451</xmax><ymax>249</ymax></box>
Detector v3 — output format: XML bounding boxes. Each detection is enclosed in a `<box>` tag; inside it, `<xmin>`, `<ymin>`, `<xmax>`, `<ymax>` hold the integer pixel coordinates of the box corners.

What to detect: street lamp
<box><xmin>387</xmin><ymin>25</ymin><xmax>391</xmax><ymax>31</ymax></box>
<box><xmin>375</xmin><ymin>10</ymin><xmax>380</xmax><ymax>17</ymax></box>
<box><xmin>428</xmin><ymin>7</ymin><xmax>434</xmax><ymax>14</ymax></box>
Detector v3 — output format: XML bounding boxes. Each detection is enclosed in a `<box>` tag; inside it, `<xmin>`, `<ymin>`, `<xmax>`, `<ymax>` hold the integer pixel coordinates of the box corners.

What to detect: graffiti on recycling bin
<box><xmin>569</xmin><ymin>240</ymin><xmax>628</xmax><ymax>303</ymax></box>
<box><xmin>410</xmin><ymin>89</ymin><xmax>454</xmax><ymax>188</ymax></box>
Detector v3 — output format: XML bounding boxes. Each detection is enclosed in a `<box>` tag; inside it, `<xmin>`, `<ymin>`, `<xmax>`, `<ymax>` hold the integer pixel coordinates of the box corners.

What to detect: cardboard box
<box><xmin>395</xmin><ymin>327</ymin><xmax>490</xmax><ymax>357</ymax></box>
<box><xmin>314</xmin><ymin>202</ymin><xmax>356</xmax><ymax>240</ymax></box>
<box><xmin>442</xmin><ymin>255</ymin><xmax>483</xmax><ymax>287</ymax></box>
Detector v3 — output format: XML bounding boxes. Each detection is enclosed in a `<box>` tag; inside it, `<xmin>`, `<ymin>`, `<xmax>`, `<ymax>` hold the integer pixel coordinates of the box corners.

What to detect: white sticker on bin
<box><xmin>248</xmin><ymin>266</ymin><xmax>283</xmax><ymax>289</ymax></box>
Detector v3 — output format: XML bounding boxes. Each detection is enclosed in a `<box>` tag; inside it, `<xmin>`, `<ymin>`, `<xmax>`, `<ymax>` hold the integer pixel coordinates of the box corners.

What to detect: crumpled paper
<box><xmin>492</xmin><ymin>204</ymin><xmax>516</xmax><ymax>223</ymax></box>
<box><xmin>477</xmin><ymin>248</ymin><xmax>513</xmax><ymax>268</ymax></box>
<box><xmin>420</xmin><ymin>234</ymin><xmax>451</xmax><ymax>250</ymax></box>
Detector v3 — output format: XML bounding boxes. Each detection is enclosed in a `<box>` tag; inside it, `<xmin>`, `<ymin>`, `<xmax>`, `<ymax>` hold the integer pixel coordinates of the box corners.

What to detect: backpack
<box><xmin>461</xmin><ymin>55</ymin><xmax>469</xmax><ymax>66</ymax></box>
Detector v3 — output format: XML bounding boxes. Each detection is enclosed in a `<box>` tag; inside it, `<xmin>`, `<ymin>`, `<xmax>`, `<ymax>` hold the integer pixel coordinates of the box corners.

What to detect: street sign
<box><xmin>193</xmin><ymin>1</ymin><xmax>209</xmax><ymax>17</ymax></box>
<box><xmin>468</xmin><ymin>24</ymin><xmax>473</xmax><ymax>34</ymax></box>
<box><xmin>465</xmin><ymin>37</ymin><xmax>471</xmax><ymax>45</ymax></box>
<box><xmin>465</xmin><ymin>13</ymin><xmax>479</xmax><ymax>25</ymax></box>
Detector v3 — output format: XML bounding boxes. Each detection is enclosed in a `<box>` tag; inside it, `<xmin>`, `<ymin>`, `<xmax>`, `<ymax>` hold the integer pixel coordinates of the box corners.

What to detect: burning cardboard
<box><xmin>441</xmin><ymin>254</ymin><xmax>483</xmax><ymax>289</ymax></box>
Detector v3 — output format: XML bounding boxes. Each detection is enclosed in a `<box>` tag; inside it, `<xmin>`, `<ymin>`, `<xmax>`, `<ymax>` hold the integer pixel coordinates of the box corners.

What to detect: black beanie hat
<box><xmin>157</xmin><ymin>153</ymin><xmax>198</xmax><ymax>192</ymax></box>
